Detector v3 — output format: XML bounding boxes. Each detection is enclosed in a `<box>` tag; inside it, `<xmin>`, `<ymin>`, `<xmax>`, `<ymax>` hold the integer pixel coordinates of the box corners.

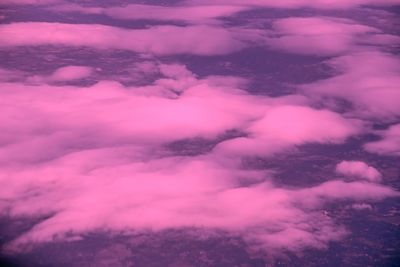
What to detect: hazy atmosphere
<box><xmin>0</xmin><ymin>0</ymin><xmax>399</xmax><ymax>266</ymax></box>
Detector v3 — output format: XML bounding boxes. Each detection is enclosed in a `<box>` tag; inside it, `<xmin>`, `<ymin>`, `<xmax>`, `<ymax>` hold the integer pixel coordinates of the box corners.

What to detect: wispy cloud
<box><xmin>1</xmin><ymin>72</ymin><xmax>397</xmax><ymax>254</ymax></box>
<box><xmin>184</xmin><ymin>0</ymin><xmax>400</xmax><ymax>9</ymax></box>
<box><xmin>48</xmin><ymin>4</ymin><xmax>249</xmax><ymax>24</ymax></box>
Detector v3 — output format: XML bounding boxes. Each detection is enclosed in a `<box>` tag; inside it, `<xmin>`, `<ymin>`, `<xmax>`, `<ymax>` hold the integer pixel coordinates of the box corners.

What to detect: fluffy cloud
<box><xmin>215</xmin><ymin>105</ymin><xmax>363</xmax><ymax>156</ymax></box>
<box><xmin>302</xmin><ymin>51</ymin><xmax>400</xmax><ymax>121</ymax></box>
<box><xmin>336</xmin><ymin>161</ymin><xmax>382</xmax><ymax>182</ymax></box>
<box><xmin>364</xmin><ymin>124</ymin><xmax>400</xmax><ymax>156</ymax></box>
<box><xmin>265</xmin><ymin>17</ymin><xmax>398</xmax><ymax>56</ymax></box>
<box><xmin>0</xmin><ymin>22</ymin><xmax>245</xmax><ymax>55</ymax></box>
<box><xmin>48</xmin><ymin>65</ymin><xmax>93</xmax><ymax>81</ymax></box>
<box><xmin>2</xmin><ymin>68</ymin><xmax>362</xmax><ymax>165</ymax></box>
<box><xmin>2</xmin><ymin>66</ymin><xmax>395</xmax><ymax>254</ymax></box>
<box><xmin>351</xmin><ymin>203</ymin><xmax>372</xmax><ymax>210</ymax></box>
<box><xmin>1</xmin><ymin>1</ymin><xmax>399</xmax><ymax>259</ymax></box>
<box><xmin>2</xmin><ymin>151</ymin><xmax>398</xmax><ymax>253</ymax></box>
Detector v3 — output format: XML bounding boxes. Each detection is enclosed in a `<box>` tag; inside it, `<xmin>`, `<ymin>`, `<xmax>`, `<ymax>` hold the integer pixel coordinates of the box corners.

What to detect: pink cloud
<box><xmin>2</xmin><ymin>151</ymin><xmax>398</xmax><ymax>253</ymax></box>
<box><xmin>0</xmin><ymin>68</ymin><xmax>26</xmax><ymax>82</ymax></box>
<box><xmin>0</xmin><ymin>0</ymin><xmax>399</xmax><ymax>261</ymax></box>
<box><xmin>0</xmin><ymin>0</ymin><xmax>59</xmax><ymax>5</ymax></box>
<box><xmin>264</xmin><ymin>17</ymin><xmax>397</xmax><ymax>56</ymax></box>
<box><xmin>272</xmin><ymin>17</ymin><xmax>376</xmax><ymax>36</ymax></box>
<box><xmin>364</xmin><ymin>124</ymin><xmax>400</xmax><ymax>156</ymax></box>
<box><xmin>0</xmin><ymin>22</ymin><xmax>245</xmax><ymax>55</ymax></box>
<box><xmin>351</xmin><ymin>203</ymin><xmax>372</xmax><ymax>210</ymax></box>
<box><xmin>336</xmin><ymin>160</ymin><xmax>382</xmax><ymax>182</ymax></box>
<box><xmin>301</xmin><ymin>51</ymin><xmax>400</xmax><ymax>120</ymax></box>
<box><xmin>0</xmin><ymin>71</ymin><xmax>266</xmax><ymax>165</ymax></box>
<box><xmin>295</xmin><ymin>180</ymin><xmax>398</xmax><ymax>208</ymax></box>
<box><xmin>184</xmin><ymin>0</ymin><xmax>400</xmax><ymax>9</ymax></box>
<box><xmin>0</xmin><ymin>65</ymin><xmax>93</xmax><ymax>85</ymax></box>
<box><xmin>154</xmin><ymin>64</ymin><xmax>198</xmax><ymax>93</ymax></box>
<box><xmin>0</xmin><ymin>65</ymin><xmax>398</xmax><ymax>255</ymax></box>
<box><xmin>2</xmin><ymin>71</ymin><xmax>340</xmax><ymax>167</ymax></box>
<box><xmin>48</xmin><ymin>65</ymin><xmax>93</xmax><ymax>81</ymax></box>
<box><xmin>215</xmin><ymin>105</ymin><xmax>363</xmax><ymax>156</ymax></box>
<box><xmin>49</xmin><ymin>4</ymin><xmax>248</xmax><ymax>24</ymax></box>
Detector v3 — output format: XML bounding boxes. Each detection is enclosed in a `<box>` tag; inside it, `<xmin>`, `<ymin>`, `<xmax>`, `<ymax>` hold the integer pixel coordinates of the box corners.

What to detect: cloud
<box><xmin>364</xmin><ymin>124</ymin><xmax>400</xmax><ymax>156</ymax></box>
<box><xmin>0</xmin><ymin>70</ymin><xmax>266</xmax><ymax>165</ymax></box>
<box><xmin>25</xmin><ymin>65</ymin><xmax>94</xmax><ymax>84</ymax></box>
<box><xmin>351</xmin><ymin>203</ymin><xmax>372</xmax><ymax>210</ymax></box>
<box><xmin>48</xmin><ymin>4</ymin><xmax>248</xmax><ymax>24</ymax></box>
<box><xmin>0</xmin><ymin>0</ymin><xmax>59</xmax><ymax>5</ymax></box>
<box><xmin>1</xmin><ymin>68</ymin><xmax>396</xmax><ymax>255</ymax></box>
<box><xmin>184</xmin><ymin>0</ymin><xmax>400</xmax><ymax>9</ymax></box>
<box><xmin>154</xmin><ymin>64</ymin><xmax>199</xmax><ymax>93</ymax></box>
<box><xmin>48</xmin><ymin>65</ymin><xmax>93</xmax><ymax>81</ymax></box>
<box><xmin>336</xmin><ymin>161</ymin><xmax>382</xmax><ymax>182</ymax></box>
<box><xmin>215</xmin><ymin>105</ymin><xmax>363</xmax><ymax>156</ymax></box>
<box><xmin>1</xmin><ymin>151</ymin><xmax>398</xmax><ymax>253</ymax></box>
<box><xmin>0</xmin><ymin>68</ymin><xmax>26</xmax><ymax>82</ymax></box>
<box><xmin>1</xmin><ymin>2</ymin><xmax>399</xmax><ymax>258</ymax></box>
<box><xmin>0</xmin><ymin>22</ymin><xmax>245</xmax><ymax>56</ymax></box>
<box><xmin>264</xmin><ymin>17</ymin><xmax>398</xmax><ymax>56</ymax></box>
<box><xmin>301</xmin><ymin>51</ymin><xmax>400</xmax><ymax>121</ymax></box>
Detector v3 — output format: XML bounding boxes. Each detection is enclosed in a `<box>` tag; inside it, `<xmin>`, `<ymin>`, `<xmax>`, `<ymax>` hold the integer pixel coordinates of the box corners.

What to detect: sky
<box><xmin>0</xmin><ymin>0</ymin><xmax>399</xmax><ymax>265</ymax></box>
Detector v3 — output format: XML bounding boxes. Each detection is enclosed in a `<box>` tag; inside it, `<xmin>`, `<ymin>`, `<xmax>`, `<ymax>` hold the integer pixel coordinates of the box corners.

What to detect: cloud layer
<box><xmin>1</xmin><ymin>72</ymin><xmax>398</xmax><ymax>254</ymax></box>
<box><xmin>0</xmin><ymin>0</ymin><xmax>399</xmax><ymax>262</ymax></box>
<box><xmin>0</xmin><ymin>23</ymin><xmax>244</xmax><ymax>55</ymax></box>
<box><xmin>265</xmin><ymin>17</ymin><xmax>392</xmax><ymax>56</ymax></box>
<box><xmin>185</xmin><ymin>0</ymin><xmax>400</xmax><ymax>9</ymax></box>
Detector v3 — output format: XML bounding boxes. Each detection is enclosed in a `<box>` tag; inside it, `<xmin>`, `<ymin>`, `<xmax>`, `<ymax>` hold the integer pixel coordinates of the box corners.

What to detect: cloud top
<box><xmin>0</xmin><ymin>0</ymin><xmax>399</xmax><ymax>262</ymax></box>
<box><xmin>336</xmin><ymin>161</ymin><xmax>382</xmax><ymax>182</ymax></box>
<box><xmin>364</xmin><ymin>124</ymin><xmax>400</xmax><ymax>156</ymax></box>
